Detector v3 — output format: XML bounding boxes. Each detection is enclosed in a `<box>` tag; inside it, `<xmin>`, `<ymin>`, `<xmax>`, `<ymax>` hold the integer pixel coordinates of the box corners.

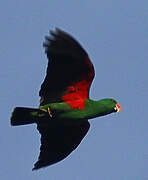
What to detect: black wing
<box><xmin>33</xmin><ymin>120</ymin><xmax>90</xmax><ymax>170</ymax></box>
<box><xmin>39</xmin><ymin>28</ymin><xmax>94</xmax><ymax>105</ymax></box>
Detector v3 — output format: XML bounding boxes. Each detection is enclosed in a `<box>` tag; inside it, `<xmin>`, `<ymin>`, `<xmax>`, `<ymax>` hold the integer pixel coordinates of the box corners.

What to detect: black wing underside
<box><xmin>39</xmin><ymin>28</ymin><xmax>94</xmax><ymax>105</ymax></box>
<box><xmin>34</xmin><ymin>29</ymin><xmax>92</xmax><ymax>170</ymax></box>
<box><xmin>33</xmin><ymin>120</ymin><xmax>90</xmax><ymax>170</ymax></box>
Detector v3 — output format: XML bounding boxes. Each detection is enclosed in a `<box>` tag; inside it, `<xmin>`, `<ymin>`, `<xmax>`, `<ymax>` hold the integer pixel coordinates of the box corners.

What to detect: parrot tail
<box><xmin>10</xmin><ymin>107</ymin><xmax>44</xmax><ymax>126</ymax></box>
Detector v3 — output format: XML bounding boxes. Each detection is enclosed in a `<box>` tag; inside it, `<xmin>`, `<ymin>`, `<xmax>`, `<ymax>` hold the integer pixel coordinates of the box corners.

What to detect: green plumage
<box><xmin>10</xmin><ymin>28</ymin><xmax>120</xmax><ymax>170</ymax></box>
<box><xmin>11</xmin><ymin>99</ymin><xmax>117</xmax><ymax>126</ymax></box>
<box><xmin>40</xmin><ymin>98</ymin><xmax>117</xmax><ymax>121</ymax></box>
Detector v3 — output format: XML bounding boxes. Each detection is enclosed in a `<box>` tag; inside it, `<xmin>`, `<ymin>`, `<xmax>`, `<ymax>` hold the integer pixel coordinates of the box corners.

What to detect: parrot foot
<box><xmin>47</xmin><ymin>107</ymin><xmax>52</xmax><ymax>118</ymax></box>
<box><xmin>40</xmin><ymin>107</ymin><xmax>52</xmax><ymax>118</ymax></box>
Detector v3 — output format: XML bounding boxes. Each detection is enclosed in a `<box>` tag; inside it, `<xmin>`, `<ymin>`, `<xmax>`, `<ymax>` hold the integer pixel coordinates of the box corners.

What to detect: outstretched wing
<box><xmin>39</xmin><ymin>29</ymin><xmax>95</xmax><ymax>108</ymax></box>
<box><xmin>33</xmin><ymin>120</ymin><xmax>90</xmax><ymax>170</ymax></box>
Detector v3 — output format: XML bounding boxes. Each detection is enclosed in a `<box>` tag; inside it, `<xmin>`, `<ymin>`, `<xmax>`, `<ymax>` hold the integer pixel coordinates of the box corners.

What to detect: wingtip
<box><xmin>55</xmin><ymin>27</ymin><xmax>63</xmax><ymax>34</ymax></box>
<box><xmin>32</xmin><ymin>167</ymin><xmax>38</xmax><ymax>171</ymax></box>
<box><xmin>32</xmin><ymin>164</ymin><xmax>40</xmax><ymax>171</ymax></box>
<box><xmin>32</xmin><ymin>160</ymin><xmax>43</xmax><ymax>171</ymax></box>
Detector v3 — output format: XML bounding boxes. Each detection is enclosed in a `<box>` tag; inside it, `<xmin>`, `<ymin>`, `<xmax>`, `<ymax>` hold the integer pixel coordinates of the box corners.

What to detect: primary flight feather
<box><xmin>11</xmin><ymin>28</ymin><xmax>121</xmax><ymax>170</ymax></box>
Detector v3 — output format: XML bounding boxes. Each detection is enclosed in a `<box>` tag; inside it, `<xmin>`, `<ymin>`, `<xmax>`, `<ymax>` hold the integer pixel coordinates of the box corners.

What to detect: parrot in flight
<box><xmin>11</xmin><ymin>28</ymin><xmax>121</xmax><ymax>170</ymax></box>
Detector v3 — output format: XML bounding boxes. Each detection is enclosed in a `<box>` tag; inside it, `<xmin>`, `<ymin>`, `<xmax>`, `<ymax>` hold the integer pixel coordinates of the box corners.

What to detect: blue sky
<box><xmin>1</xmin><ymin>0</ymin><xmax>148</xmax><ymax>179</ymax></box>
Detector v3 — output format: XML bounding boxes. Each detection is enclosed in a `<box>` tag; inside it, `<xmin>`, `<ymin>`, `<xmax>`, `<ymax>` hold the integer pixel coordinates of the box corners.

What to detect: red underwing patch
<box><xmin>62</xmin><ymin>56</ymin><xmax>94</xmax><ymax>110</ymax></box>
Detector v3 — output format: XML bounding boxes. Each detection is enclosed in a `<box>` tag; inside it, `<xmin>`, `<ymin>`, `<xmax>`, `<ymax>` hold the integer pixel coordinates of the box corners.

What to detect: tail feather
<box><xmin>11</xmin><ymin>107</ymin><xmax>40</xmax><ymax>126</ymax></box>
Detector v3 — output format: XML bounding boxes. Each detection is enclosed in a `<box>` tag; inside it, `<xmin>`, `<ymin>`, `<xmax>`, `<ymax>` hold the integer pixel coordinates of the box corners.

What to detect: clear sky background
<box><xmin>0</xmin><ymin>0</ymin><xmax>148</xmax><ymax>179</ymax></box>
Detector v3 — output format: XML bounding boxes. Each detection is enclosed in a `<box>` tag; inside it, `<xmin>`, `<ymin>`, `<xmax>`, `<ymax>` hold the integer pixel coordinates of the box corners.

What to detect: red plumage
<box><xmin>39</xmin><ymin>29</ymin><xmax>95</xmax><ymax>107</ymax></box>
<box><xmin>62</xmin><ymin>56</ymin><xmax>94</xmax><ymax>110</ymax></box>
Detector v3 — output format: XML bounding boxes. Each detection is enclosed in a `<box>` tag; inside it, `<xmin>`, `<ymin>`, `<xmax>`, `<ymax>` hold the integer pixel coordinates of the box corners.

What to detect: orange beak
<box><xmin>115</xmin><ymin>104</ymin><xmax>121</xmax><ymax>112</ymax></box>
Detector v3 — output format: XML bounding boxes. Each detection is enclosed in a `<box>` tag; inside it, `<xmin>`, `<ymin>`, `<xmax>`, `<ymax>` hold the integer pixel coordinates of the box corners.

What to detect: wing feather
<box><xmin>33</xmin><ymin>121</ymin><xmax>90</xmax><ymax>170</ymax></box>
<box><xmin>39</xmin><ymin>29</ymin><xmax>95</xmax><ymax>106</ymax></box>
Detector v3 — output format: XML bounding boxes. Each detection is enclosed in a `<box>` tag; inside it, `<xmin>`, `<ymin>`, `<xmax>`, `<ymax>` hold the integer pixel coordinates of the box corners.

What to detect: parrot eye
<box><xmin>110</xmin><ymin>99</ymin><xmax>114</xmax><ymax>102</ymax></box>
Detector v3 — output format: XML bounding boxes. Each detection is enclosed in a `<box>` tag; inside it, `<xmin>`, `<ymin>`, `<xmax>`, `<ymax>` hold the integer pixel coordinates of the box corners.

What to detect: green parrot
<box><xmin>11</xmin><ymin>28</ymin><xmax>121</xmax><ymax>170</ymax></box>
